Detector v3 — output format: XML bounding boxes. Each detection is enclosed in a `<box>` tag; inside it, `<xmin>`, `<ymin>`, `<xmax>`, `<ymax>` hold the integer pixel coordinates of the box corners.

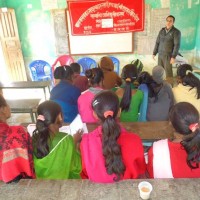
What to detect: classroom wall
<box><xmin>2</xmin><ymin>0</ymin><xmax>200</xmax><ymax>78</ymax></box>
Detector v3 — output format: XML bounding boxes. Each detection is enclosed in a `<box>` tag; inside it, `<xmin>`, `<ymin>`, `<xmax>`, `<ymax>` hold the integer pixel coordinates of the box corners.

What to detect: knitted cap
<box><xmin>99</xmin><ymin>56</ymin><xmax>114</xmax><ymax>71</ymax></box>
<box><xmin>152</xmin><ymin>66</ymin><xmax>166</xmax><ymax>84</ymax></box>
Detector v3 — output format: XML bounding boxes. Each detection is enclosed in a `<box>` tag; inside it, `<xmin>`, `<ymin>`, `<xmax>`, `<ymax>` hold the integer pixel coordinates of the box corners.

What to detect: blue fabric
<box><xmin>138</xmin><ymin>84</ymin><xmax>148</xmax><ymax>122</ymax></box>
<box><xmin>50</xmin><ymin>81</ymin><xmax>81</xmax><ymax>122</ymax></box>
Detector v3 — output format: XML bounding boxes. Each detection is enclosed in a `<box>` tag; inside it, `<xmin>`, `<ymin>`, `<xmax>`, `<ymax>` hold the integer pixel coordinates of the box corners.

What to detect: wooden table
<box><xmin>0</xmin><ymin>81</ymin><xmax>51</xmax><ymax>100</ymax></box>
<box><xmin>87</xmin><ymin>121</ymin><xmax>174</xmax><ymax>142</ymax></box>
<box><xmin>7</xmin><ymin>99</ymin><xmax>41</xmax><ymax>123</ymax></box>
<box><xmin>22</xmin><ymin>121</ymin><xmax>174</xmax><ymax>142</ymax></box>
<box><xmin>0</xmin><ymin>178</ymin><xmax>199</xmax><ymax>200</ymax></box>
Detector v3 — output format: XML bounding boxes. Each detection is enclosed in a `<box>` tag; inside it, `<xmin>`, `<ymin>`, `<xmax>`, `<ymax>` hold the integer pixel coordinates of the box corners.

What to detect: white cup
<box><xmin>138</xmin><ymin>181</ymin><xmax>153</xmax><ymax>200</ymax></box>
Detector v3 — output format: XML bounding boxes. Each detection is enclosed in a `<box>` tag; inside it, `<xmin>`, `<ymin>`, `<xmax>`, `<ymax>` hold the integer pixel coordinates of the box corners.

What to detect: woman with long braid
<box><xmin>147</xmin><ymin>102</ymin><xmax>200</xmax><ymax>178</ymax></box>
<box><xmin>80</xmin><ymin>90</ymin><xmax>146</xmax><ymax>183</ymax></box>
<box><xmin>32</xmin><ymin>100</ymin><xmax>82</xmax><ymax>179</ymax></box>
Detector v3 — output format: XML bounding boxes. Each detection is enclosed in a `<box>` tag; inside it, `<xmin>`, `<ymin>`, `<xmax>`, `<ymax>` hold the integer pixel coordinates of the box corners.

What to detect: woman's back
<box><xmin>50</xmin><ymin>80</ymin><xmax>80</xmax><ymax>122</ymax></box>
<box><xmin>78</xmin><ymin>68</ymin><xmax>104</xmax><ymax>123</ymax></box>
<box><xmin>34</xmin><ymin>132</ymin><xmax>81</xmax><ymax>179</ymax></box>
<box><xmin>99</xmin><ymin>56</ymin><xmax>122</xmax><ymax>89</ymax></box>
<box><xmin>32</xmin><ymin>100</ymin><xmax>82</xmax><ymax>180</ymax></box>
<box><xmin>147</xmin><ymin>66</ymin><xmax>174</xmax><ymax>121</ymax></box>
<box><xmin>78</xmin><ymin>88</ymin><xmax>102</xmax><ymax>123</ymax></box>
<box><xmin>147</xmin><ymin>82</ymin><xmax>173</xmax><ymax>121</ymax></box>
<box><xmin>147</xmin><ymin>102</ymin><xmax>200</xmax><ymax>178</ymax></box>
<box><xmin>173</xmin><ymin>84</ymin><xmax>200</xmax><ymax>115</ymax></box>
<box><xmin>117</xmin><ymin>63</ymin><xmax>143</xmax><ymax>122</ymax></box>
<box><xmin>173</xmin><ymin>64</ymin><xmax>200</xmax><ymax>115</ymax></box>
<box><xmin>80</xmin><ymin>90</ymin><xmax>146</xmax><ymax>183</ymax></box>
<box><xmin>80</xmin><ymin>126</ymin><xmax>146</xmax><ymax>183</ymax></box>
<box><xmin>116</xmin><ymin>88</ymin><xmax>143</xmax><ymax>122</ymax></box>
<box><xmin>0</xmin><ymin>94</ymin><xmax>35</xmax><ymax>183</ymax></box>
<box><xmin>0</xmin><ymin>123</ymin><xmax>35</xmax><ymax>182</ymax></box>
<box><xmin>147</xmin><ymin>139</ymin><xmax>200</xmax><ymax>178</ymax></box>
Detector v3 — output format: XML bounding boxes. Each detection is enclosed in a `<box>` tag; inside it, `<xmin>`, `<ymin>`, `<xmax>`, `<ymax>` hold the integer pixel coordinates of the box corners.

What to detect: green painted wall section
<box><xmin>170</xmin><ymin>0</ymin><xmax>199</xmax><ymax>50</ymax></box>
<box><xmin>145</xmin><ymin>0</ymin><xmax>161</xmax><ymax>8</ymax></box>
<box><xmin>195</xmin><ymin>5</ymin><xmax>200</xmax><ymax>50</ymax></box>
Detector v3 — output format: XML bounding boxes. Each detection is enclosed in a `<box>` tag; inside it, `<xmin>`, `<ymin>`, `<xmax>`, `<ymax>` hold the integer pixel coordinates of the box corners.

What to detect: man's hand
<box><xmin>170</xmin><ymin>58</ymin><xmax>175</xmax><ymax>64</ymax></box>
<box><xmin>152</xmin><ymin>55</ymin><xmax>156</xmax><ymax>60</ymax></box>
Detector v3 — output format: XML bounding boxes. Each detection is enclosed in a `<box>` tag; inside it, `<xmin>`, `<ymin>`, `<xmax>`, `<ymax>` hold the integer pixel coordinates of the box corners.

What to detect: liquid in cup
<box><xmin>138</xmin><ymin>181</ymin><xmax>153</xmax><ymax>200</ymax></box>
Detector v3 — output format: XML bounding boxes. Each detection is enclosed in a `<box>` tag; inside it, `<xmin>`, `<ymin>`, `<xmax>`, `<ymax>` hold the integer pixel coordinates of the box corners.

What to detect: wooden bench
<box><xmin>7</xmin><ymin>99</ymin><xmax>41</xmax><ymax>123</ymax></box>
<box><xmin>0</xmin><ymin>178</ymin><xmax>199</xmax><ymax>199</ymax></box>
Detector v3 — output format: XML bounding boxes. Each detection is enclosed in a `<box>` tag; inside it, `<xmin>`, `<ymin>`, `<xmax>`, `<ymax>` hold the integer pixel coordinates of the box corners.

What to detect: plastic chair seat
<box><xmin>29</xmin><ymin>60</ymin><xmax>53</xmax><ymax>84</ymax></box>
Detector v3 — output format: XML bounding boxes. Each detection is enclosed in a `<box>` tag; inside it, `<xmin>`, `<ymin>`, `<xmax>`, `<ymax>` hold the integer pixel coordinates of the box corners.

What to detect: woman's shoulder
<box><xmin>53</xmin><ymin>132</ymin><xmax>74</xmax><ymax>147</ymax></box>
<box><xmin>82</xmin><ymin>127</ymin><xmax>101</xmax><ymax>142</ymax></box>
<box><xmin>119</xmin><ymin>131</ymin><xmax>142</xmax><ymax>144</ymax></box>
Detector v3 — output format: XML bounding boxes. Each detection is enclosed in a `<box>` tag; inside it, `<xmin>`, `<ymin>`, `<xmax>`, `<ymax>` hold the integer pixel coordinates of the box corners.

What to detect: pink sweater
<box><xmin>78</xmin><ymin>87</ymin><xmax>103</xmax><ymax>123</ymax></box>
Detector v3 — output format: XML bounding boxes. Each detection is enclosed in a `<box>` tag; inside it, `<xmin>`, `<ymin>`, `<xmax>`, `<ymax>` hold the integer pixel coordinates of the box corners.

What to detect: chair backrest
<box><xmin>109</xmin><ymin>56</ymin><xmax>120</xmax><ymax>75</ymax></box>
<box><xmin>77</xmin><ymin>57</ymin><xmax>97</xmax><ymax>75</ymax></box>
<box><xmin>52</xmin><ymin>55</ymin><xmax>74</xmax><ymax>72</ymax></box>
<box><xmin>29</xmin><ymin>60</ymin><xmax>53</xmax><ymax>82</ymax></box>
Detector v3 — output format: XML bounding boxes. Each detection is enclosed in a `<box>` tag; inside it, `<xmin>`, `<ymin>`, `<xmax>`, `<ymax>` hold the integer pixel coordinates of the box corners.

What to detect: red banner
<box><xmin>67</xmin><ymin>0</ymin><xmax>144</xmax><ymax>35</ymax></box>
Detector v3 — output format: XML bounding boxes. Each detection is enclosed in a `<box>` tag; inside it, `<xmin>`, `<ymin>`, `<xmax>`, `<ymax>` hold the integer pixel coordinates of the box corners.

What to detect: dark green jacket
<box><xmin>153</xmin><ymin>26</ymin><xmax>181</xmax><ymax>58</ymax></box>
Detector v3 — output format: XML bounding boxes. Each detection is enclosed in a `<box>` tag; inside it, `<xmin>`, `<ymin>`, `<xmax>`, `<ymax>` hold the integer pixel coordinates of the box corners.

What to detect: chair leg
<box><xmin>30</xmin><ymin>111</ymin><xmax>35</xmax><ymax>123</ymax></box>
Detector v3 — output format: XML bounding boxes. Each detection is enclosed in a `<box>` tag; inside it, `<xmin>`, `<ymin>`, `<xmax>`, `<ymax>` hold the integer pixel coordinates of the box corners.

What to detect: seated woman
<box><xmin>147</xmin><ymin>66</ymin><xmax>174</xmax><ymax>121</ymax></box>
<box><xmin>115</xmin><ymin>64</ymin><xmax>143</xmax><ymax>122</ymax></box>
<box><xmin>0</xmin><ymin>95</ymin><xmax>35</xmax><ymax>183</ymax></box>
<box><xmin>172</xmin><ymin>64</ymin><xmax>200</xmax><ymax>115</ymax></box>
<box><xmin>32</xmin><ymin>100</ymin><xmax>82</xmax><ymax>179</ymax></box>
<box><xmin>78</xmin><ymin>68</ymin><xmax>104</xmax><ymax>123</ymax></box>
<box><xmin>98</xmin><ymin>56</ymin><xmax>122</xmax><ymax>89</ymax></box>
<box><xmin>80</xmin><ymin>90</ymin><xmax>146</xmax><ymax>183</ymax></box>
<box><xmin>147</xmin><ymin>102</ymin><xmax>200</xmax><ymax>178</ymax></box>
<box><xmin>70</xmin><ymin>62</ymin><xmax>89</xmax><ymax>92</ymax></box>
<box><xmin>50</xmin><ymin>65</ymin><xmax>81</xmax><ymax>122</ymax></box>
<box><xmin>53</xmin><ymin>66</ymin><xmax>65</xmax><ymax>85</ymax></box>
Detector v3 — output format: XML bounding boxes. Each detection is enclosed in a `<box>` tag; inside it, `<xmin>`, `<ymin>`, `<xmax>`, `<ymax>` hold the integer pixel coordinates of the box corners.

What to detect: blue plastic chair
<box><xmin>109</xmin><ymin>56</ymin><xmax>120</xmax><ymax>75</ymax></box>
<box><xmin>77</xmin><ymin>57</ymin><xmax>97</xmax><ymax>75</ymax></box>
<box><xmin>29</xmin><ymin>60</ymin><xmax>53</xmax><ymax>82</ymax></box>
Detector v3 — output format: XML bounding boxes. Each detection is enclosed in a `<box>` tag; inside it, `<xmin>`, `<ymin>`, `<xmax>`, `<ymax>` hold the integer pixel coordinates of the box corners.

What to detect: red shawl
<box><xmin>0</xmin><ymin>123</ymin><xmax>35</xmax><ymax>183</ymax></box>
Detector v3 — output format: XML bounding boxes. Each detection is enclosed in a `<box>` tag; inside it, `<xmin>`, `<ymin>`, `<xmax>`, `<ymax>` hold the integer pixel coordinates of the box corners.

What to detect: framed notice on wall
<box><xmin>67</xmin><ymin>0</ymin><xmax>144</xmax><ymax>36</ymax></box>
<box><xmin>66</xmin><ymin>10</ymin><xmax>134</xmax><ymax>55</ymax></box>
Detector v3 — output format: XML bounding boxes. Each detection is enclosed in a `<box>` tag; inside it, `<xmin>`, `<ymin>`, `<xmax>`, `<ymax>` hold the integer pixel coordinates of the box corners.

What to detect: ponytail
<box><xmin>92</xmin><ymin>90</ymin><xmax>125</xmax><ymax>181</ymax></box>
<box><xmin>181</xmin><ymin>126</ymin><xmax>200</xmax><ymax>169</ymax></box>
<box><xmin>32</xmin><ymin>120</ymin><xmax>51</xmax><ymax>158</ymax></box>
<box><xmin>120</xmin><ymin>80</ymin><xmax>132</xmax><ymax>112</ymax></box>
<box><xmin>102</xmin><ymin>116</ymin><xmax>125</xmax><ymax>181</ymax></box>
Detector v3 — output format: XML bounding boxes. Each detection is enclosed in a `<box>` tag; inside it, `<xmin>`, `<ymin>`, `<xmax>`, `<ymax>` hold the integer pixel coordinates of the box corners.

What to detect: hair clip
<box><xmin>93</xmin><ymin>99</ymin><xmax>99</xmax><ymax>107</ymax></box>
<box><xmin>186</xmin><ymin>70</ymin><xmax>192</xmax><ymax>75</ymax></box>
<box><xmin>189</xmin><ymin>123</ymin><xmax>199</xmax><ymax>132</ymax></box>
<box><xmin>104</xmin><ymin>110</ymin><xmax>114</xmax><ymax>118</ymax></box>
<box><xmin>37</xmin><ymin>115</ymin><xmax>45</xmax><ymax>121</ymax></box>
<box><xmin>125</xmin><ymin>78</ymin><xmax>131</xmax><ymax>82</ymax></box>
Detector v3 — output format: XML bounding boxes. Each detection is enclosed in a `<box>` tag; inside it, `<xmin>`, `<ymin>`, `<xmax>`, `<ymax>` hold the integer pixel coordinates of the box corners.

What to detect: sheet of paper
<box><xmin>27</xmin><ymin>124</ymin><xmax>36</xmax><ymax>137</ymax></box>
<box><xmin>27</xmin><ymin>114</ymin><xmax>88</xmax><ymax>136</ymax></box>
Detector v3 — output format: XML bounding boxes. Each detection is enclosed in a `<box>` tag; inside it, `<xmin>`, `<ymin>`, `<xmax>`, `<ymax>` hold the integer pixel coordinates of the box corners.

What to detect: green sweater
<box><xmin>120</xmin><ymin>89</ymin><xmax>143</xmax><ymax>122</ymax></box>
<box><xmin>34</xmin><ymin>132</ymin><xmax>81</xmax><ymax>179</ymax></box>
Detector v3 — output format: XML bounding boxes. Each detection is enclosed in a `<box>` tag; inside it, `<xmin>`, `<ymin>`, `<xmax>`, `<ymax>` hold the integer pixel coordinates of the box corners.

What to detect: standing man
<box><xmin>152</xmin><ymin>15</ymin><xmax>181</xmax><ymax>77</ymax></box>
